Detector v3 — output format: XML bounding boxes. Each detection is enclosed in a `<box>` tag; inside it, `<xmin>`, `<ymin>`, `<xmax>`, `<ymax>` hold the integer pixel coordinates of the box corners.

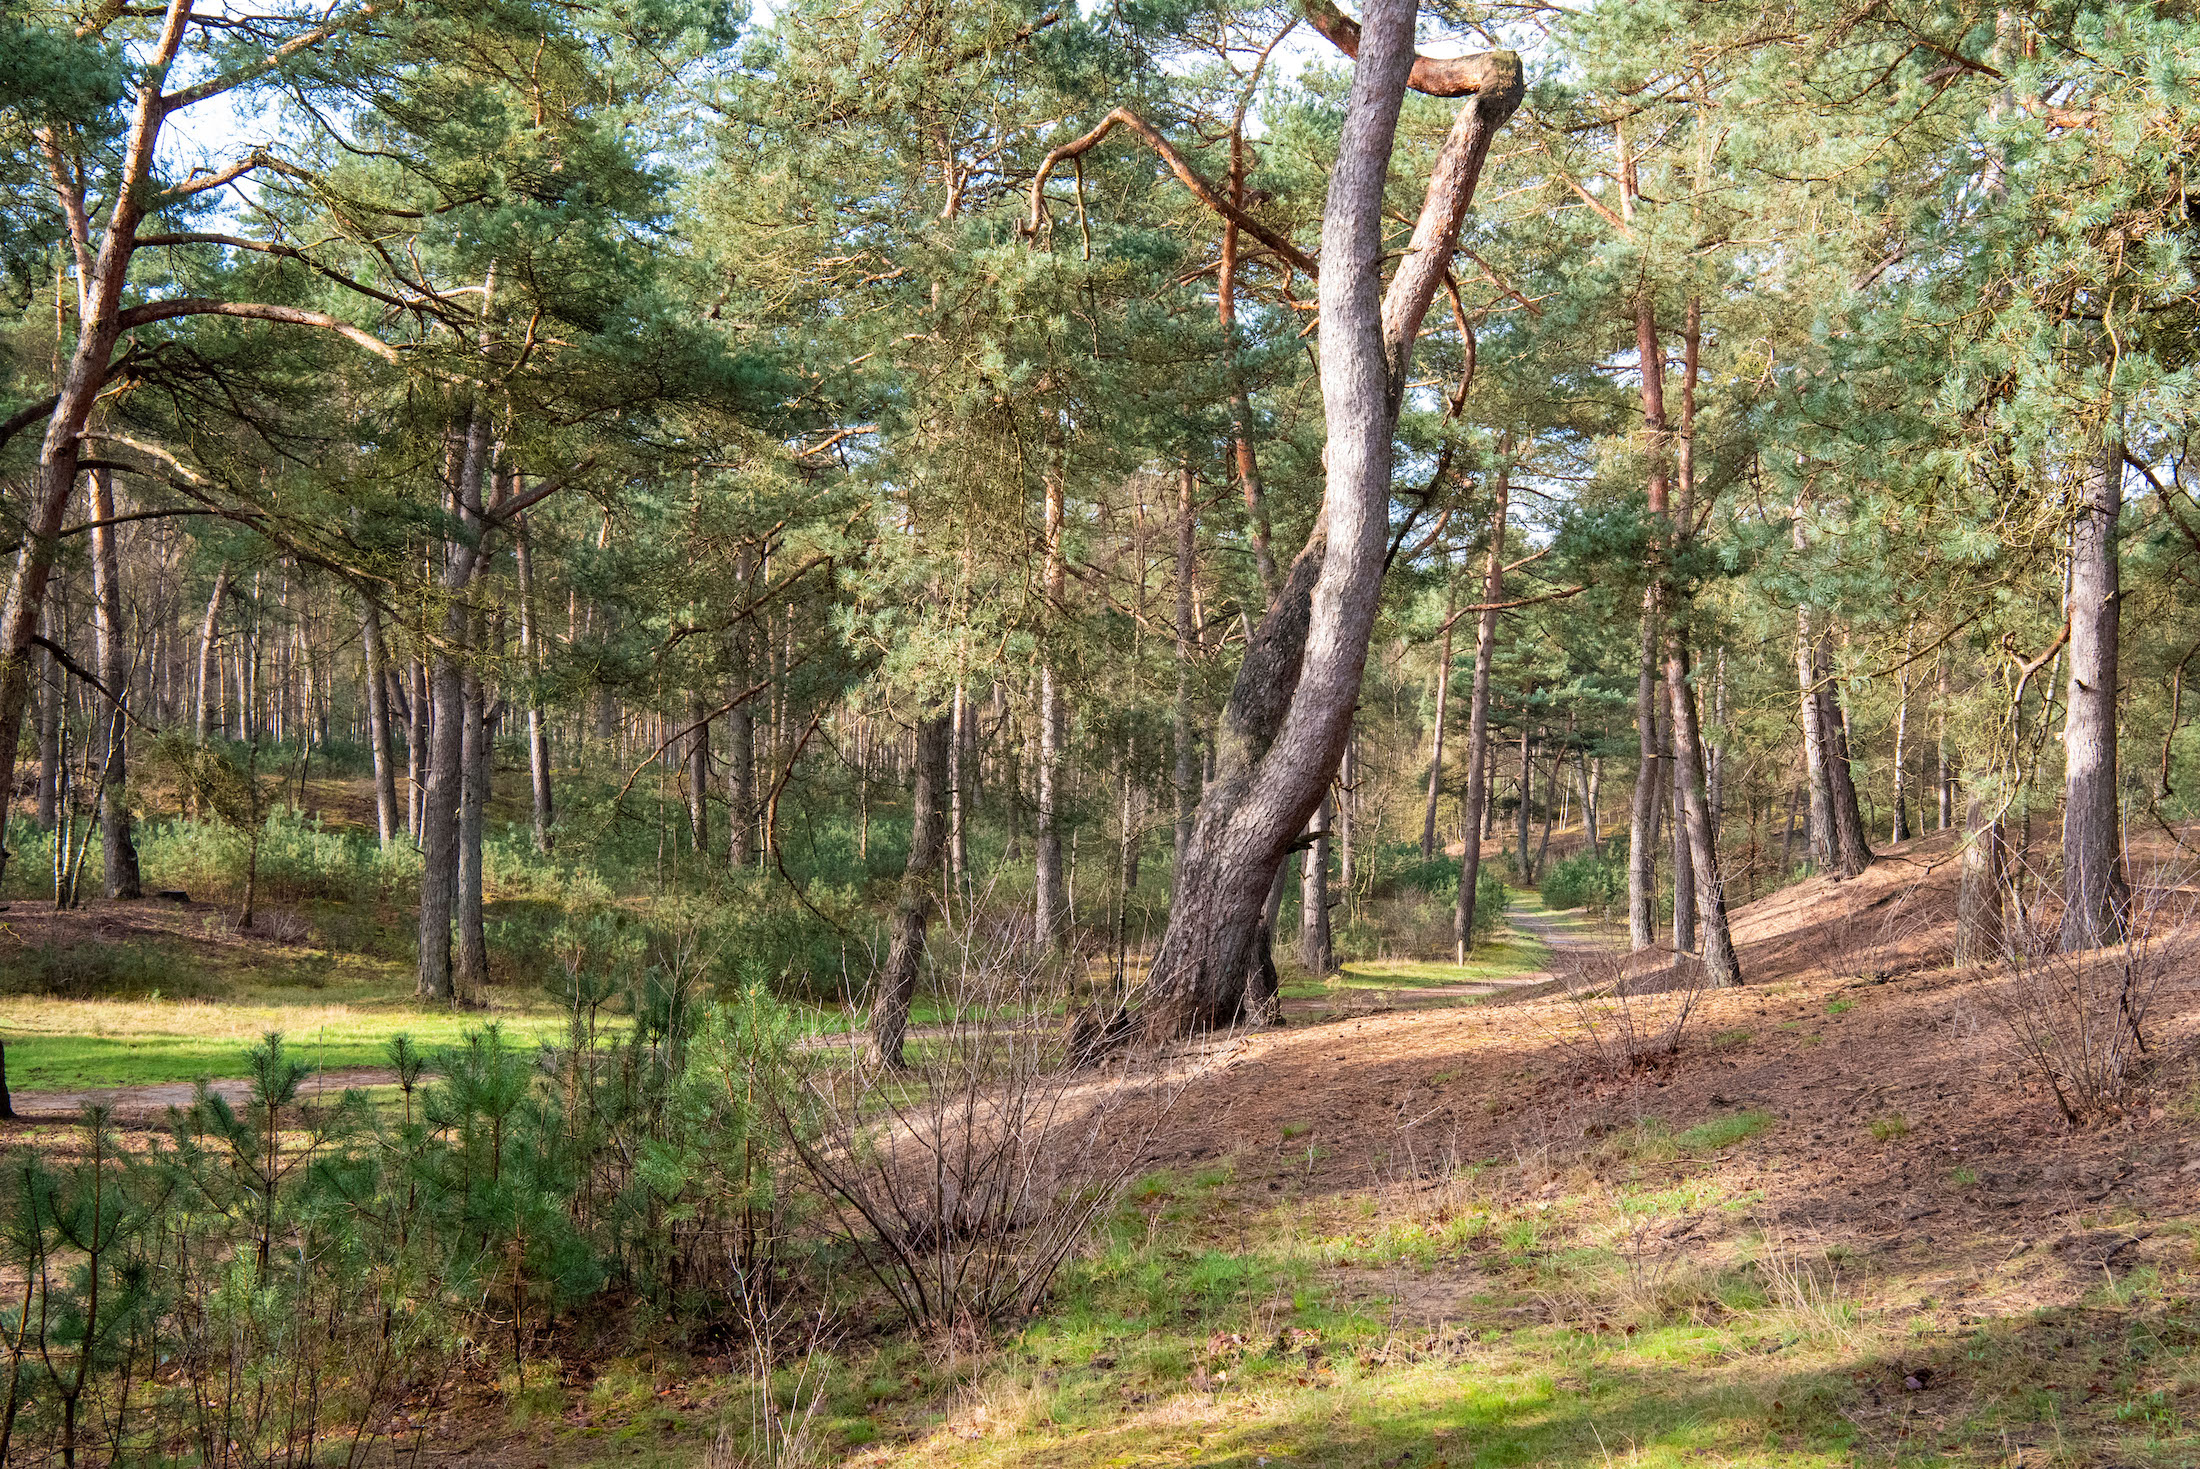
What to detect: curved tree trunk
<box><xmin>1132</xmin><ymin>9</ymin><xmax>1521</xmax><ymax>1041</ymax></box>
<box><xmin>2060</xmin><ymin>431</ymin><xmax>2127</xmax><ymax>951</ymax></box>
<box><xmin>872</xmin><ymin>708</ymin><xmax>950</xmax><ymax>1069</ymax></box>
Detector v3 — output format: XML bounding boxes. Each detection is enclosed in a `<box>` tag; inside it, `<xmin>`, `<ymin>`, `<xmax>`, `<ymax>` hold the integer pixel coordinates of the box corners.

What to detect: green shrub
<box><xmin>1540</xmin><ymin>851</ymin><xmax>1623</xmax><ymax>916</ymax></box>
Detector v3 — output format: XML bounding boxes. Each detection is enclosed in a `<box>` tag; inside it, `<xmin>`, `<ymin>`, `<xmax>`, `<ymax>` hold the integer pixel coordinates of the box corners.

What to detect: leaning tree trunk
<box><xmin>2060</xmin><ymin>430</ymin><xmax>2128</xmax><ymax>951</ymax></box>
<box><xmin>85</xmin><ymin>468</ymin><xmax>140</xmax><ymax>898</ymax></box>
<box><xmin>1133</xmin><ymin>13</ymin><xmax>1522</xmax><ymax>1040</ymax></box>
<box><xmin>872</xmin><ymin>709</ymin><xmax>950</xmax><ymax>1069</ymax></box>
<box><xmin>1455</xmin><ymin>468</ymin><xmax>1508</xmax><ymax>958</ymax></box>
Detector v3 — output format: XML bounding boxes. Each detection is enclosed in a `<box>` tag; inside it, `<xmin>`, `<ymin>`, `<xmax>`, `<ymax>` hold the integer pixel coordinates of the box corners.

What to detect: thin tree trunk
<box><xmin>1421</xmin><ymin>600</ymin><xmax>1453</xmax><ymax>861</ymax></box>
<box><xmin>1579</xmin><ymin>751</ymin><xmax>1601</xmax><ymax>859</ymax></box>
<box><xmin>1298</xmin><ymin>796</ymin><xmax>1332</xmax><ymax>975</ymax></box>
<box><xmin>1035</xmin><ymin>458</ymin><xmax>1070</xmax><ymax>948</ymax></box>
<box><xmin>872</xmin><ymin>708</ymin><xmax>950</xmax><ymax>1068</ymax></box>
<box><xmin>407</xmin><ymin>651</ymin><xmax>429</xmax><ymax>841</ymax></box>
<box><xmin>2061</xmin><ymin>430</ymin><xmax>2128</xmax><ymax>950</ymax></box>
<box><xmin>1218</xmin><ymin>139</ymin><xmax>1278</xmax><ymax>604</ymax></box>
<box><xmin>514</xmin><ymin>512</ymin><xmax>553</xmax><ymax>854</ymax></box>
<box><xmin>1890</xmin><ymin>627</ymin><xmax>1913</xmax><ymax>844</ymax></box>
<box><xmin>456</xmin><ymin>658</ymin><xmax>491</xmax><ymax>992</ymax></box>
<box><xmin>418</xmin><ymin>398</ymin><xmax>493</xmax><ymax>1001</ymax></box>
<box><xmin>194</xmin><ymin>566</ymin><xmax>228</xmax><ymax>743</ymax></box>
<box><xmin>948</xmin><ymin>681</ymin><xmax>968</xmax><ymax>889</ymax></box>
<box><xmin>1936</xmin><ymin>651</ymin><xmax>1954</xmax><ymax>831</ymax></box>
<box><xmin>1455</xmin><ymin>466</ymin><xmax>1508</xmax><ymax>959</ymax></box>
<box><xmin>1629</xmin><ymin>596</ymin><xmax>1662</xmax><ymax>949</ymax></box>
<box><xmin>1173</xmin><ymin>465</ymin><xmax>1200</xmax><ymax>886</ymax></box>
<box><xmin>85</xmin><ymin>468</ymin><xmax>140</xmax><ymax>898</ymax></box>
<box><xmin>727</xmin><ymin>549</ymin><xmax>756</xmax><ymax>867</ymax></box>
<box><xmin>361</xmin><ymin>602</ymin><xmax>398</xmax><ymax>847</ymax></box>
<box><xmin>1338</xmin><ymin>737</ymin><xmax>1357</xmax><ymax>905</ymax></box>
<box><xmin>1708</xmin><ymin>647</ymin><xmax>1727</xmax><ymax>831</ymax></box>
<box><xmin>1955</xmin><ymin>791</ymin><xmax>2008</xmax><ymax>965</ymax></box>
<box><xmin>35</xmin><ymin>627</ymin><xmax>61</xmax><ymax>831</ymax></box>
<box><xmin>1668</xmin><ymin>705</ymin><xmax>1695</xmax><ymax>954</ymax></box>
<box><xmin>685</xmin><ymin>690</ymin><xmax>711</xmax><ymax>858</ymax></box>
<box><xmin>1515</xmin><ymin>707</ymin><xmax>1533</xmax><ymax>880</ymax></box>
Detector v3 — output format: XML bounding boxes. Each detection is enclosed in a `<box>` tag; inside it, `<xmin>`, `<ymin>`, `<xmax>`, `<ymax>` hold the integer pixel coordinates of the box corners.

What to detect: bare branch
<box><xmin>113</xmin><ymin>298</ymin><xmax>400</xmax><ymax>362</ymax></box>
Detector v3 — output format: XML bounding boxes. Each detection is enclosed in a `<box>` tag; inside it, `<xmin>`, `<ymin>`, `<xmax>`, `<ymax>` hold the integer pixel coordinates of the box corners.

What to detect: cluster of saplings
<box><xmin>0</xmin><ymin>926</ymin><xmax>902</xmax><ymax>1468</ymax></box>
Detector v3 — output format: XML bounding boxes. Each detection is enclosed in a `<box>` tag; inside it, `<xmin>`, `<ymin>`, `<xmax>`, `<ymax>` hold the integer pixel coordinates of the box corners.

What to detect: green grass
<box><xmin>1675</xmin><ymin>1110</ymin><xmax>1776</xmax><ymax>1151</ymax></box>
<box><xmin>1869</xmin><ymin>1113</ymin><xmax>1911</xmax><ymax>1142</ymax></box>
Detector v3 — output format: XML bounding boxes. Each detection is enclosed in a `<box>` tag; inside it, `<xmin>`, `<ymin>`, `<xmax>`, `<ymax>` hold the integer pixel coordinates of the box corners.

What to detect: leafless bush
<box><xmin>1987</xmin><ymin>875</ymin><xmax>2190</xmax><ymax>1122</ymax></box>
<box><xmin>778</xmin><ymin>908</ymin><xmax>1179</xmax><ymax>1335</ymax></box>
<box><xmin>1550</xmin><ymin>950</ymin><xmax>1706</xmax><ymax>1079</ymax></box>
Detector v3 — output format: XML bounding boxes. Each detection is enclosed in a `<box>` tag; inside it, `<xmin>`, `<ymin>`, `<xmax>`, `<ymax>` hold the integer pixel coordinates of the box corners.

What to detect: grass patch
<box><xmin>1869</xmin><ymin>1114</ymin><xmax>1911</xmax><ymax>1142</ymax></box>
<box><xmin>1675</xmin><ymin>1110</ymin><xmax>1775</xmax><ymax>1152</ymax></box>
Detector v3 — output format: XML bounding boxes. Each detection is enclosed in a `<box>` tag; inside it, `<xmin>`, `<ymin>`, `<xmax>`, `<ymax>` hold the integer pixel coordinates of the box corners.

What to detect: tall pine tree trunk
<box><xmin>1890</xmin><ymin>628</ymin><xmax>1913</xmax><ymax>843</ymax></box>
<box><xmin>2061</xmin><ymin>430</ymin><xmax>2128</xmax><ymax>950</ymax></box>
<box><xmin>1130</xmin><ymin>12</ymin><xmax>1520</xmax><ymax>1039</ymax></box>
<box><xmin>1629</xmin><ymin>595</ymin><xmax>1662</xmax><ymax>949</ymax></box>
<box><xmin>417</xmin><ymin>402</ymin><xmax>493</xmax><ymax>1001</ymax></box>
<box><xmin>873</xmin><ymin>708</ymin><xmax>950</xmax><ymax>1068</ymax></box>
<box><xmin>685</xmin><ymin>691</ymin><xmax>711</xmax><ymax>858</ymax></box>
<box><xmin>194</xmin><ymin>567</ymin><xmax>228</xmax><ymax>743</ymax></box>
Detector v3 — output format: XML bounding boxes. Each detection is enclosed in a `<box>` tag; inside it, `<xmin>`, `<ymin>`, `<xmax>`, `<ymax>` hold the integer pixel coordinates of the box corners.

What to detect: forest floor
<box><xmin>5</xmin><ymin>829</ymin><xmax>2200</xmax><ymax>1466</ymax></box>
<box><xmin>367</xmin><ymin>828</ymin><xmax>2198</xmax><ymax>1469</ymax></box>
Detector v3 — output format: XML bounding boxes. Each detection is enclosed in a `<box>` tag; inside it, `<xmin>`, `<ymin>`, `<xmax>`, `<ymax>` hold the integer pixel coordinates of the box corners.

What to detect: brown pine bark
<box><xmin>1298</xmin><ymin>796</ymin><xmax>1333</xmax><ymax>976</ymax></box>
<box><xmin>2060</xmin><ymin>432</ymin><xmax>2129</xmax><ymax>951</ymax></box>
<box><xmin>514</xmin><ymin>512</ymin><xmax>554</xmax><ymax>854</ymax></box>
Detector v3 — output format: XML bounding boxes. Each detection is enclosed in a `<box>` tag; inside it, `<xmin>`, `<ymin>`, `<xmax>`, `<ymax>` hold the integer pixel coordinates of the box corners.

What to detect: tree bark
<box><xmin>1664</xmin><ymin>633</ymin><xmax>1740</xmax><ymax>983</ymax></box>
<box><xmin>1126</xmin><ymin>6</ymin><xmax>1520</xmax><ymax>1040</ymax></box>
<box><xmin>1515</xmin><ymin>706</ymin><xmax>1533</xmax><ymax>881</ymax></box>
<box><xmin>1034</xmin><ymin>458</ymin><xmax>1070</xmax><ymax>948</ymax></box>
<box><xmin>1667</xmin><ymin>704</ymin><xmax>1695</xmax><ymax>955</ymax></box>
<box><xmin>727</xmin><ymin>548</ymin><xmax>756</xmax><ymax>867</ymax></box>
<box><xmin>2060</xmin><ymin>430</ymin><xmax>2128</xmax><ymax>951</ymax></box>
<box><xmin>34</xmin><ymin>620</ymin><xmax>61</xmax><ymax>831</ymax></box>
<box><xmin>1890</xmin><ymin>629</ymin><xmax>1913</xmax><ymax>844</ymax></box>
<box><xmin>361</xmin><ymin>601</ymin><xmax>399</xmax><ymax>847</ymax></box>
<box><xmin>1421</xmin><ymin>596</ymin><xmax>1453</xmax><ymax>861</ymax></box>
<box><xmin>1629</xmin><ymin>596</ymin><xmax>1662</xmax><ymax>950</ymax></box>
<box><xmin>1955</xmin><ymin>791</ymin><xmax>2008</xmax><ymax>965</ymax></box>
<box><xmin>456</xmin><ymin>657</ymin><xmax>490</xmax><ymax>992</ymax></box>
<box><xmin>194</xmin><ymin>566</ymin><xmax>228</xmax><ymax>743</ymax></box>
<box><xmin>1298</xmin><ymin>796</ymin><xmax>1332</xmax><ymax>975</ymax></box>
<box><xmin>1455</xmin><ymin>468</ymin><xmax>1508</xmax><ymax>958</ymax></box>
<box><xmin>685</xmin><ymin>690</ymin><xmax>711</xmax><ymax>858</ymax></box>
<box><xmin>872</xmin><ymin>708</ymin><xmax>950</xmax><ymax>1068</ymax></box>
<box><xmin>514</xmin><ymin>512</ymin><xmax>553</xmax><ymax>854</ymax></box>
<box><xmin>417</xmin><ymin>406</ymin><xmax>492</xmax><ymax>1001</ymax></box>
<box><xmin>83</xmin><ymin>468</ymin><xmax>141</xmax><ymax>898</ymax></box>
<box><xmin>1173</xmin><ymin>464</ymin><xmax>1200</xmax><ymax>885</ymax></box>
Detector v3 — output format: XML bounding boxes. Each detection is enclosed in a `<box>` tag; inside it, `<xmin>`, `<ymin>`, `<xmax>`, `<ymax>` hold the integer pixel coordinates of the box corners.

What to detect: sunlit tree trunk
<box><xmin>1420</xmin><ymin>597</ymin><xmax>1452</xmax><ymax>861</ymax></box>
<box><xmin>514</xmin><ymin>511</ymin><xmax>553</xmax><ymax>854</ymax></box>
<box><xmin>1035</xmin><ymin>458</ymin><xmax>1070</xmax><ymax>948</ymax></box>
<box><xmin>1298</xmin><ymin>796</ymin><xmax>1332</xmax><ymax>975</ymax></box>
<box><xmin>84</xmin><ymin>467</ymin><xmax>140</xmax><ymax>898</ymax></box>
<box><xmin>2061</xmin><ymin>430</ymin><xmax>2128</xmax><ymax>951</ymax></box>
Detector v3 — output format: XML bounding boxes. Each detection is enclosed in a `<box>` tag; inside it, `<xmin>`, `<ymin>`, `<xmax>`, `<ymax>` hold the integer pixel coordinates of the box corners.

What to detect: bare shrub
<box><xmin>1550</xmin><ymin>950</ymin><xmax>1706</xmax><ymax>1079</ymax></box>
<box><xmin>776</xmin><ymin>909</ymin><xmax>1179</xmax><ymax>1334</ymax></box>
<box><xmin>1987</xmin><ymin>873</ymin><xmax>2190</xmax><ymax>1122</ymax></box>
<box><xmin>1811</xmin><ymin>879</ymin><xmax>1938</xmax><ymax>983</ymax></box>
